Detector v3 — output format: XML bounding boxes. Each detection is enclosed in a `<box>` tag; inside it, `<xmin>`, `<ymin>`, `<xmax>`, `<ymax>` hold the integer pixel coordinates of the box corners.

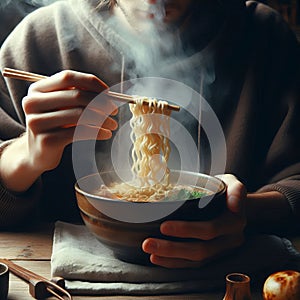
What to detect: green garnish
<box><xmin>189</xmin><ymin>190</ymin><xmax>206</xmax><ymax>199</ymax></box>
<box><xmin>162</xmin><ymin>189</ymin><xmax>207</xmax><ymax>201</ymax></box>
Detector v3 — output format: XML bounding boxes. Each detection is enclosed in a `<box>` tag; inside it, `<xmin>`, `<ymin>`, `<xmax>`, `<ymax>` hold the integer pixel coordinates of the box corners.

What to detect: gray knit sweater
<box><xmin>0</xmin><ymin>0</ymin><xmax>299</xmax><ymax>230</ymax></box>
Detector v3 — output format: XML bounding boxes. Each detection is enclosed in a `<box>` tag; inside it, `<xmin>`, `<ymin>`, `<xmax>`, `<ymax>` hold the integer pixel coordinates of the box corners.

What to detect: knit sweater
<box><xmin>0</xmin><ymin>0</ymin><xmax>299</xmax><ymax>229</ymax></box>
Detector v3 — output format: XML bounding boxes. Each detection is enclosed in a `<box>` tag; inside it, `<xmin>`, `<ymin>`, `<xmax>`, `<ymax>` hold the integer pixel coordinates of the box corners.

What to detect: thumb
<box><xmin>216</xmin><ymin>174</ymin><xmax>247</xmax><ymax>214</ymax></box>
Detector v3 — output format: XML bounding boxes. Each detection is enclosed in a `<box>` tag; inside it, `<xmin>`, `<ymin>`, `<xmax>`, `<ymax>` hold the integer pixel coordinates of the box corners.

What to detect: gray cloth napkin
<box><xmin>51</xmin><ymin>221</ymin><xmax>300</xmax><ymax>296</ymax></box>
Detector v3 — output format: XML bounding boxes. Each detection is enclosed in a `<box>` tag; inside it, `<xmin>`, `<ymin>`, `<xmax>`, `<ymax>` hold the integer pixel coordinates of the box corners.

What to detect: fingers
<box><xmin>20</xmin><ymin>70</ymin><xmax>116</xmax><ymax>175</ymax></box>
<box><xmin>77</xmin><ymin>108</ymin><xmax>118</xmax><ymax>130</ymax></box>
<box><xmin>25</xmin><ymin>69</ymin><xmax>118</xmax><ymax>119</ymax></box>
<box><xmin>142</xmin><ymin>174</ymin><xmax>248</xmax><ymax>268</ymax></box>
<box><xmin>23</xmin><ymin>70</ymin><xmax>118</xmax><ymax>144</ymax></box>
<box><xmin>149</xmin><ymin>255</ymin><xmax>204</xmax><ymax>269</ymax></box>
<box><xmin>142</xmin><ymin>205</ymin><xmax>247</xmax><ymax>268</ymax></box>
<box><xmin>29</xmin><ymin>70</ymin><xmax>108</xmax><ymax>93</ymax></box>
<box><xmin>216</xmin><ymin>174</ymin><xmax>247</xmax><ymax>214</ymax></box>
<box><xmin>26</xmin><ymin>107</ymin><xmax>118</xmax><ymax>133</ymax></box>
<box><xmin>143</xmin><ymin>233</ymin><xmax>244</xmax><ymax>268</ymax></box>
<box><xmin>23</xmin><ymin>89</ymin><xmax>117</xmax><ymax>116</ymax></box>
<box><xmin>72</xmin><ymin>124</ymin><xmax>113</xmax><ymax>141</ymax></box>
<box><xmin>160</xmin><ymin>213</ymin><xmax>246</xmax><ymax>240</ymax></box>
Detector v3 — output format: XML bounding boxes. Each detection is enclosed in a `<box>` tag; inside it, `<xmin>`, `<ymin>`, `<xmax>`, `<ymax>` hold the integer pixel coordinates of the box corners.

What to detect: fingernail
<box><xmin>147</xmin><ymin>240</ymin><xmax>158</xmax><ymax>251</ymax></box>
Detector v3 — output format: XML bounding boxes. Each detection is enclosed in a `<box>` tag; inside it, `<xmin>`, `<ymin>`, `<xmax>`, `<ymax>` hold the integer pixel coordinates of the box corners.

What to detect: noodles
<box><xmin>129</xmin><ymin>97</ymin><xmax>171</xmax><ymax>186</ymax></box>
<box><xmin>96</xmin><ymin>97</ymin><xmax>209</xmax><ymax>202</ymax></box>
<box><xmin>106</xmin><ymin>97</ymin><xmax>173</xmax><ymax>202</ymax></box>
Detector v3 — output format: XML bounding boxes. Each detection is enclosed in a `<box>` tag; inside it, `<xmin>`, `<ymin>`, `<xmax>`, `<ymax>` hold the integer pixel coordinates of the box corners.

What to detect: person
<box><xmin>0</xmin><ymin>0</ymin><xmax>59</xmax><ymax>46</ymax></box>
<box><xmin>0</xmin><ymin>0</ymin><xmax>299</xmax><ymax>269</ymax></box>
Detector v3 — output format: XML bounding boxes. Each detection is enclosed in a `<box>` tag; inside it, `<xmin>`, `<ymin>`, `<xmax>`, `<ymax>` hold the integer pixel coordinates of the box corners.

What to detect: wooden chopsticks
<box><xmin>2</xmin><ymin>68</ymin><xmax>180</xmax><ymax>112</ymax></box>
<box><xmin>2</xmin><ymin>68</ymin><xmax>48</xmax><ymax>82</ymax></box>
<box><xmin>0</xmin><ymin>258</ymin><xmax>72</xmax><ymax>300</ymax></box>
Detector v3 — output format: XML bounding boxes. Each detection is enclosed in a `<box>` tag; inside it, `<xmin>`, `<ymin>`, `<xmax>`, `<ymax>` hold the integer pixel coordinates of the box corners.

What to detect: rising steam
<box><xmin>104</xmin><ymin>0</ymin><xmax>216</xmax><ymax>94</ymax></box>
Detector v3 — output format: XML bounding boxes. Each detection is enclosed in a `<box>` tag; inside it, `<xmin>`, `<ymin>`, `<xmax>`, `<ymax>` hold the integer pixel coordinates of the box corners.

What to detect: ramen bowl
<box><xmin>75</xmin><ymin>170</ymin><xmax>227</xmax><ymax>265</ymax></box>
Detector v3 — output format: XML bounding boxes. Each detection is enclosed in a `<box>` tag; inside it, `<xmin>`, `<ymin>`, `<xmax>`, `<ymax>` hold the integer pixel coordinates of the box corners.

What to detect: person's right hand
<box><xmin>22</xmin><ymin>70</ymin><xmax>118</xmax><ymax>173</ymax></box>
<box><xmin>0</xmin><ymin>70</ymin><xmax>118</xmax><ymax>193</ymax></box>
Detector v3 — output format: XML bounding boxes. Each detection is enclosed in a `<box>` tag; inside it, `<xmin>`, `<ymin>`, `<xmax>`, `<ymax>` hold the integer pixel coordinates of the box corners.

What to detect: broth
<box><xmin>94</xmin><ymin>183</ymin><xmax>212</xmax><ymax>202</ymax></box>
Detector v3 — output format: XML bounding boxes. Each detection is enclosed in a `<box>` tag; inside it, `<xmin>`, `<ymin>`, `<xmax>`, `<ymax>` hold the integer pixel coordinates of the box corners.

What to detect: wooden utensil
<box><xmin>2</xmin><ymin>67</ymin><xmax>180</xmax><ymax>111</ymax></box>
<box><xmin>0</xmin><ymin>259</ymin><xmax>72</xmax><ymax>300</ymax></box>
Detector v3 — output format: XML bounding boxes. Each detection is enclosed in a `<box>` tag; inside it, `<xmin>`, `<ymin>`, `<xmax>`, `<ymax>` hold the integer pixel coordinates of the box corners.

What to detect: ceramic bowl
<box><xmin>75</xmin><ymin>170</ymin><xmax>226</xmax><ymax>265</ymax></box>
<box><xmin>0</xmin><ymin>262</ymin><xmax>9</xmax><ymax>300</ymax></box>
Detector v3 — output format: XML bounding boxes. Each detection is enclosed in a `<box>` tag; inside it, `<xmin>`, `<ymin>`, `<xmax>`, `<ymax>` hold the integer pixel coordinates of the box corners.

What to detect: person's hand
<box><xmin>22</xmin><ymin>70</ymin><xmax>118</xmax><ymax>173</ymax></box>
<box><xmin>0</xmin><ymin>70</ymin><xmax>118</xmax><ymax>194</ymax></box>
<box><xmin>142</xmin><ymin>174</ymin><xmax>247</xmax><ymax>268</ymax></box>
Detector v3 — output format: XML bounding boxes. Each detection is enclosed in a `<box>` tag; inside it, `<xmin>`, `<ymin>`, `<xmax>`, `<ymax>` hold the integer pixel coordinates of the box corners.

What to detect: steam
<box><xmin>105</xmin><ymin>0</ymin><xmax>216</xmax><ymax>96</ymax></box>
<box><xmin>144</xmin><ymin>0</ymin><xmax>166</xmax><ymax>23</ymax></box>
<box><xmin>108</xmin><ymin>0</ymin><xmax>179</xmax><ymax>79</ymax></box>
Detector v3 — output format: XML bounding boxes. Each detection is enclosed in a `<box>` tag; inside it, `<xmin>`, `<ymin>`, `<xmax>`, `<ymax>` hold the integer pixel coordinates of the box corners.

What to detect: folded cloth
<box><xmin>51</xmin><ymin>221</ymin><xmax>300</xmax><ymax>296</ymax></box>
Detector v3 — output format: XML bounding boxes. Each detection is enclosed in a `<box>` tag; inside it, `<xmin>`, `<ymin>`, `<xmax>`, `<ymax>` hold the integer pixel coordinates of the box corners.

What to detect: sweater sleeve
<box><xmin>252</xmin><ymin>3</ymin><xmax>300</xmax><ymax>220</ymax></box>
<box><xmin>258</xmin><ymin>178</ymin><xmax>300</xmax><ymax>218</ymax></box>
<box><xmin>0</xmin><ymin>7</ymin><xmax>55</xmax><ymax>227</ymax></box>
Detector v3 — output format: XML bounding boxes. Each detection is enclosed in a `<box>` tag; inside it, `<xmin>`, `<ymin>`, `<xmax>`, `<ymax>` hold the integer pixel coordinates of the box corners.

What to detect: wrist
<box><xmin>0</xmin><ymin>135</ymin><xmax>43</xmax><ymax>193</ymax></box>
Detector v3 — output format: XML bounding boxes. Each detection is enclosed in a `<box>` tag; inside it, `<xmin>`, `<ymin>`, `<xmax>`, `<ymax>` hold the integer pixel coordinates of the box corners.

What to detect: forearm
<box><xmin>0</xmin><ymin>134</ymin><xmax>42</xmax><ymax>193</ymax></box>
<box><xmin>245</xmin><ymin>191</ymin><xmax>294</xmax><ymax>234</ymax></box>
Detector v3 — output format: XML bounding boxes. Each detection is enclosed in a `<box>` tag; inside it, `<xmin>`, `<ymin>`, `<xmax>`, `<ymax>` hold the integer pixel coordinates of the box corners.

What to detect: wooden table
<box><xmin>1</xmin><ymin>223</ymin><xmax>299</xmax><ymax>300</ymax></box>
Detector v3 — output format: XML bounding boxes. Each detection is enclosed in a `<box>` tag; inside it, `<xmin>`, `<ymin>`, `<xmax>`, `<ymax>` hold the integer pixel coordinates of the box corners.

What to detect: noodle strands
<box><xmin>105</xmin><ymin>97</ymin><xmax>173</xmax><ymax>202</ymax></box>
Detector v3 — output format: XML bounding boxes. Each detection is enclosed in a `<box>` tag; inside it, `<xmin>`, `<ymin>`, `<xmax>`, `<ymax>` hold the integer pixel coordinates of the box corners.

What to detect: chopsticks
<box><xmin>2</xmin><ymin>68</ymin><xmax>48</xmax><ymax>82</ymax></box>
<box><xmin>0</xmin><ymin>258</ymin><xmax>72</xmax><ymax>300</ymax></box>
<box><xmin>2</xmin><ymin>68</ymin><xmax>180</xmax><ymax>112</ymax></box>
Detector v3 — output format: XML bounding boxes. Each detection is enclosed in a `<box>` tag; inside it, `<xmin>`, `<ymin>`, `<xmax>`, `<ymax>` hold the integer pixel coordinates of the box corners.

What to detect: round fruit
<box><xmin>263</xmin><ymin>270</ymin><xmax>300</xmax><ymax>300</ymax></box>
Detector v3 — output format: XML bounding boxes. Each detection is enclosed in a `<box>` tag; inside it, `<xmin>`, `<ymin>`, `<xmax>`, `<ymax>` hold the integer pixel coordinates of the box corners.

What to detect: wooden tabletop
<box><xmin>1</xmin><ymin>223</ymin><xmax>299</xmax><ymax>300</ymax></box>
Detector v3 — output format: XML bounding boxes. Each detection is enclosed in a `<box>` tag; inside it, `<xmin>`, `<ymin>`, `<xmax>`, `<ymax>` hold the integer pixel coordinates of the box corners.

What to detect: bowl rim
<box><xmin>75</xmin><ymin>170</ymin><xmax>226</xmax><ymax>204</ymax></box>
<box><xmin>0</xmin><ymin>262</ymin><xmax>8</xmax><ymax>276</ymax></box>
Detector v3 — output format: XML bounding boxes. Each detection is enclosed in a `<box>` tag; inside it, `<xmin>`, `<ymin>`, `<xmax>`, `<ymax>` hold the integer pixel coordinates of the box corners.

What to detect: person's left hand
<box><xmin>142</xmin><ymin>174</ymin><xmax>247</xmax><ymax>268</ymax></box>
